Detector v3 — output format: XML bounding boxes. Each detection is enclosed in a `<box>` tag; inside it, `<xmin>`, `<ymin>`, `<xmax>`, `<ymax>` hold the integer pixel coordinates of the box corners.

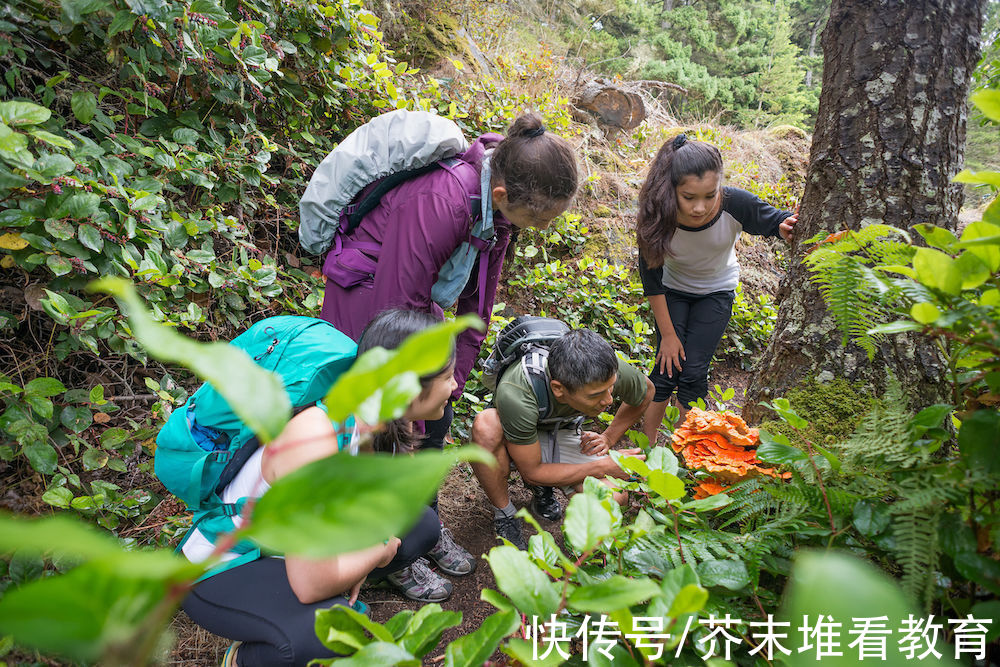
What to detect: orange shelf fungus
<box><xmin>671</xmin><ymin>408</ymin><xmax>792</xmax><ymax>491</ymax></box>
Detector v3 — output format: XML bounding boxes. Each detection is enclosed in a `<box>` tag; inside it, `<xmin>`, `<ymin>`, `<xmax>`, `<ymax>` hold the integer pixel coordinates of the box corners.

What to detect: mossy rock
<box><xmin>767</xmin><ymin>124</ymin><xmax>809</xmax><ymax>141</ymax></box>
<box><xmin>398</xmin><ymin>10</ymin><xmax>476</xmax><ymax>71</ymax></box>
<box><xmin>758</xmin><ymin>376</ymin><xmax>875</xmax><ymax>448</ymax></box>
<box><xmin>593</xmin><ymin>204</ymin><xmax>612</xmax><ymax>218</ymax></box>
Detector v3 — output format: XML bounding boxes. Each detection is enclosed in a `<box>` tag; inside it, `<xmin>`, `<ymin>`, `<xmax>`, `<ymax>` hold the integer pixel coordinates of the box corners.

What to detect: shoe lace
<box><xmin>409</xmin><ymin>558</ymin><xmax>434</xmax><ymax>586</ymax></box>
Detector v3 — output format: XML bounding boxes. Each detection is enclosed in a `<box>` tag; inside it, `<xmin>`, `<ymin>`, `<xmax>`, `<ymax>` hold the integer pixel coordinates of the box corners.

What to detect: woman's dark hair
<box><xmin>636</xmin><ymin>136</ymin><xmax>723</xmax><ymax>267</ymax></box>
<box><xmin>357</xmin><ymin>309</ymin><xmax>455</xmax><ymax>454</ymax></box>
<box><xmin>490</xmin><ymin>112</ymin><xmax>579</xmax><ymax>214</ymax></box>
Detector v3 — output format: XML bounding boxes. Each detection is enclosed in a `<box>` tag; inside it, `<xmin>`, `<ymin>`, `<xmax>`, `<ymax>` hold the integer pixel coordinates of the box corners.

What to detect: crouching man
<box><xmin>470</xmin><ymin>329</ymin><xmax>655</xmax><ymax>549</ymax></box>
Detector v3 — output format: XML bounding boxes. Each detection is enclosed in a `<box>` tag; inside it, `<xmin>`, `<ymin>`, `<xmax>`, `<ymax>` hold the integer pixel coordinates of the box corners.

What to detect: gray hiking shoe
<box><xmin>427</xmin><ymin>526</ymin><xmax>476</xmax><ymax>576</ymax></box>
<box><xmin>494</xmin><ymin>515</ymin><xmax>527</xmax><ymax>550</ymax></box>
<box><xmin>385</xmin><ymin>558</ymin><xmax>452</xmax><ymax>603</ymax></box>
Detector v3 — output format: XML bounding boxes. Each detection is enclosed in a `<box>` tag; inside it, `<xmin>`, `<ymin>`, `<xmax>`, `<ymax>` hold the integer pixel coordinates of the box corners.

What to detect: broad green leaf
<box><xmin>909</xmin><ymin>302</ymin><xmax>940</xmax><ymax>324</ymax></box>
<box><xmin>79</xmin><ymin>225</ymin><xmax>104</xmax><ymax>252</ymax></box>
<box><xmin>91</xmin><ymin>278</ymin><xmax>291</xmax><ymax>444</ymax></box>
<box><xmin>247</xmin><ymin>447</ymin><xmax>491</xmax><ymax>557</ymax></box>
<box><xmin>852</xmin><ymin>500</ymin><xmax>891</xmax><ymax>537</ymax></box>
<box><xmin>563</xmin><ymin>492</ymin><xmax>613</xmax><ymax>553</ymax></box>
<box><xmin>57</xmin><ymin>192</ymin><xmax>100</xmax><ymax>219</ymax></box>
<box><xmin>107</xmin><ymin>9</ymin><xmax>137</xmax><ymax>36</ymax></box>
<box><xmin>171</xmin><ymin>128</ymin><xmax>199</xmax><ymax>146</ymax></box>
<box><xmin>44</xmin><ymin>218</ymin><xmax>75</xmax><ymax>240</ymax></box>
<box><xmin>665</xmin><ymin>583</ymin><xmax>708</xmax><ymax>617</ymax></box>
<box><xmin>958</xmin><ymin>409</ymin><xmax>1000</xmax><ymax>474</ymax></box>
<box><xmin>647</xmin><ymin>469</ymin><xmax>684</xmax><ymax>500</ymax></box>
<box><xmin>324</xmin><ymin>315</ymin><xmax>483</xmax><ymax>424</ymax></box>
<box><xmin>0</xmin><ymin>101</ymin><xmax>51</xmax><ymax>127</ymax></box>
<box><xmin>681</xmin><ymin>493</ymin><xmax>731</xmax><ymax>511</ymax></box>
<box><xmin>0</xmin><ymin>557</ymin><xmax>204</xmax><ymax>664</ymax></box>
<box><xmin>24</xmin><ymin>395</ymin><xmax>53</xmax><ymax>420</ymax></box>
<box><xmin>0</xmin><ymin>514</ymin><xmax>124</xmax><ymax>561</ymax></box>
<box><xmin>82</xmin><ymin>447</ymin><xmax>109</xmax><ymax>470</ymax></box>
<box><xmin>780</xmin><ymin>551</ymin><xmax>955</xmax><ymax>667</ymax></box>
<box><xmin>954</xmin><ymin>250</ymin><xmax>990</xmax><ymax>290</ymax></box>
<box><xmin>756</xmin><ymin>429</ymin><xmax>806</xmax><ymax>463</ymax></box>
<box><xmin>644</xmin><ymin>446</ymin><xmax>678</xmax><ymax>475</ymax></box>
<box><xmin>913</xmin><ymin>223</ymin><xmax>956</xmax><ymax>250</ymax></box>
<box><xmin>972</xmin><ymin>89</ymin><xmax>1000</xmax><ymax>121</ymax></box>
<box><xmin>502</xmin><ymin>638</ymin><xmax>569</xmax><ymax>667</ymax></box>
<box><xmin>314</xmin><ymin>604</ymin><xmax>392</xmax><ymax>655</ymax></box>
<box><xmin>24</xmin><ymin>377</ymin><xmax>66</xmax><ymax>397</ymax></box>
<box><xmin>23</xmin><ymin>441</ymin><xmax>57</xmax><ymax>473</ymax></box>
<box><xmin>444</xmin><ymin>610</ymin><xmax>518</xmax><ymax>667</ymax></box>
<box><xmin>71</xmin><ymin>91</ymin><xmax>97</xmax><ymax>125</ymax></box>
<box><xmin>912</xmin><ymin>247</ymin><xmax>962</xmax><ymax>295</ymax></box>
<box><xmin>485</xmin><ymin>545</ymin><xmax>561</xmax><ymax>619</ymax></box>
<box><xmin>316</xmin><ymin>641</ymin><xmax>419</xmax><ymax>667</ymax></box>
<box><xmin>399</xmin><ymin>603</ymin><xmax>462</xmax><ymax>659</ymax></box>
<box><xmin>908</xmin><ymin>403</ymin><xmax>952</xmax><ymax>431</ymax></box>
<box><xmin>956</xmin><ymin>220</ymin><xmax>1000</xmax><ymax>270</ymax></box>
<box><xmin>34</xmin><ymin>153</ymin><xmax>75</xmax><ymax>177</ymax></box>
<box><xmin>616</xmin><ymin>454</ymin><xmax>650</xmax><ymax>478</ymax></box>
<box><xmin>696</xmin><ymin>559</ymin><xmax>749</xmax><ymax>590</ymax></box>
<box><xmin>131</xmin><ymin>194</ymin><xmax>160</xmax><ymax>211</ymax></box>
<box><xmin>586</xmin><ymin>641</ymin><xmax>641</xmax><ymax>667</ymax></box>
<box><xmin>42</xmin><ymin>486</ymin><xmax>74</xmax><ymax>509</ymax></box>
<box><xmin>60</xmin><ymin>406</ymin><xmax>92</xmax><ymax>433</ymax></box>
<box><xmin>29</xmin><ymin>130</ymin><xmax>74</xmax><ymax>150</ymax></box>
<box><xmin>954</xmin><ymin>169</ymin><xmax>1000</xmax><ymax>187</ymax></box>
<box><xmin>567</xmin><ymin>575</ymin><xmax>660</xmax><ymax>613</ymax></box>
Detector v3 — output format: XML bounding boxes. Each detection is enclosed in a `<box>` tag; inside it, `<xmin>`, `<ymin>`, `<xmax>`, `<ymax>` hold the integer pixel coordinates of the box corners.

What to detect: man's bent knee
<box><xmin>471</xmin><ymin>409</ymin><xmax>505</xmax><ymax>454</ymax></box>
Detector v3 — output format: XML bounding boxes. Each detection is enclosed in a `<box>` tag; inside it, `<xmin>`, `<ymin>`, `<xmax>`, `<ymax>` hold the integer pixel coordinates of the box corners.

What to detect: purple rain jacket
<box><xmin>318</xmin><ymin>134</ymin><xmax>512</xmax><ymax>397</ymax></box>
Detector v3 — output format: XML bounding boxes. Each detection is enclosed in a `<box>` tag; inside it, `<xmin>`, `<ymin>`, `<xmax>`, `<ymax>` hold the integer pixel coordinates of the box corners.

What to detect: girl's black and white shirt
<box><xmin>639</xmin><ymin>186</ymin><xmax>791</xmax><ymax>296</ymax></box>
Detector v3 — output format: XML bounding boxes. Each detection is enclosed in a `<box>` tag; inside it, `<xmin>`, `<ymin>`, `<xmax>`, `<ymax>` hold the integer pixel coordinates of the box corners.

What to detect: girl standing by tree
<box><xmin>318</xmin><ymin>113</ymin><xmax>580</xmax><ymax>561</ymax></box>
<box><xmin>636</xmin><ymin>134</ymin><xmax>798</xmax><ymax>446</ymax></box>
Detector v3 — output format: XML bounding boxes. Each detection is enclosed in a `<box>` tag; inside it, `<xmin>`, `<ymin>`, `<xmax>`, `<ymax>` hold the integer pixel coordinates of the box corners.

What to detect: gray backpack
<box><xmin>298</xmin><ymin>109</ymin><xmax>472</xmax><ymax>255</ymax></box>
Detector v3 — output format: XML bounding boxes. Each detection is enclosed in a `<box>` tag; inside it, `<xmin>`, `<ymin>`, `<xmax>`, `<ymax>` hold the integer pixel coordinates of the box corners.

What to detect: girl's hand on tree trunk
<box><xmin>779</xmin><ymin>213</ymin><xmax>799</xmax><ymax>241</ymax></box>
<box><xmin>657</xmin><ymin>333</ymin><xmax>685</xmax><ymax>378</ymax></box>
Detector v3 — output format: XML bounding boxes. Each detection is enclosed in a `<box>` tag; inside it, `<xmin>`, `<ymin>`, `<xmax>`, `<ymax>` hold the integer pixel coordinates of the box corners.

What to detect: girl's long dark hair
<box><xmin>636</xmin><ymin>137</ymin><xmax>723</xmax><ymax>267</ymax></box>
<box><xmin>491</xmin><ymin>112</ymin><xmax>579</xmax><ymax>214</ymax></box>
<box><xmin>356</xmin><ymin>309</ymin><xmax>455</xmax><ymax>454</ymax></box>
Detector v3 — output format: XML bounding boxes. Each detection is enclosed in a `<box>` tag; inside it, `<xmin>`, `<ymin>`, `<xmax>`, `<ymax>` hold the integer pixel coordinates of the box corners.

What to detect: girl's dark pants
<box><xmin>181</xmin><ymin>506</ymin><xmax>440</xmax><ymax>666</ymax></box>
<box><xmin>650</xmin><ymin>288</ymin><xmax>735</xmax><ymax>407</ymax></box>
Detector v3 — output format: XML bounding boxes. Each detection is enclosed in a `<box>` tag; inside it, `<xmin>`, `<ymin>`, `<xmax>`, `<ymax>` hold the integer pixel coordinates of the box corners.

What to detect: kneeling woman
<box><xmin>181</xmin><ymin>309</ymin><xmax>458</xmax><ymax>666</ymax></box>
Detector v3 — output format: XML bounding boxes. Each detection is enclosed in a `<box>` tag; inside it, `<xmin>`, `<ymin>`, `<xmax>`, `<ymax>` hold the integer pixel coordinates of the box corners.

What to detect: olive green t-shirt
<box><xmin>494</xmin><ymin>357</ymin><xmax>647</xmax><ymax>445</ymax></box>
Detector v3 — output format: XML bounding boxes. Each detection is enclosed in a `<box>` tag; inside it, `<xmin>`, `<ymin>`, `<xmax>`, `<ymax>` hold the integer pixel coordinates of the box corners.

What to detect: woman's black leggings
<box><xmin>181</xmin><ymin>506</ymin><xmax>440</xmax><ymax>666</ymax></box>
<box><xmin>649</xmin><ymin>288</ymin><xmax>735</xmax><ymax>406</ymax></box>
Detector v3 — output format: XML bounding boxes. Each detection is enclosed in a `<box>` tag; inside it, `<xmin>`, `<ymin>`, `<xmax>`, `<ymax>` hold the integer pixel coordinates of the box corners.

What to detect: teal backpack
<box><xmin>155</xmin><ymin>316</ymin><xmax>357</xmax><ymax>573</ymax></box>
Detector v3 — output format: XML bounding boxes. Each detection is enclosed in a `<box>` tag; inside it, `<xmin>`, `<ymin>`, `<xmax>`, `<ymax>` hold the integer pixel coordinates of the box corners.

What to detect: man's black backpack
<box><xmin>481</xmin><ymin>316</ymin><xmax>570</xmax><ymax>422</ymax></box>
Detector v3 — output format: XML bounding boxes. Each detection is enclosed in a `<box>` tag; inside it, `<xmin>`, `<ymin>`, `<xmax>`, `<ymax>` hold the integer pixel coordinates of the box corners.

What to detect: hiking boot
<box><xmin>427</xmin><ymin>526</ymin><xmax>476</xmax><ymax>576</ymax></box>
<box><xmin>529</xmin><ymin>485</ymin><xmax>563</xmax><ymax>522</ymax></box>
<box><xmin>494</xmin><ymin>515</ymin><xmax>528</xmax><ymax>550</ymax></box>
<box><xmin>385</xmin><ymin>558</ymin><xmax>452</xmax><ymax>603</ymax></box>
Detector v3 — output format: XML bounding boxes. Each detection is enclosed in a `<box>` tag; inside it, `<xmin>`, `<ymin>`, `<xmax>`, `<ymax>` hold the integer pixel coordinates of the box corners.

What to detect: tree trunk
<box><xmin>743</xmin><ymin>0</ymin><xmax>985</xmax><ymax>423</ymax></box>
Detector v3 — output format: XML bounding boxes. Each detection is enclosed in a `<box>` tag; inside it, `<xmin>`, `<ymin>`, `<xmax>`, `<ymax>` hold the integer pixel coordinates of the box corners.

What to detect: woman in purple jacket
<box><xmin>317</xmin><ymin>112</ymin><xmax>578</xmax><ymax>600</ymax></box>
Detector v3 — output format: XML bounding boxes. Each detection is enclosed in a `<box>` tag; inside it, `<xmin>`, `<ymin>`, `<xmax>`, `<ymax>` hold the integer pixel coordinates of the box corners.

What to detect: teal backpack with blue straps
<box><xmin>155</xmin><ymin>316</ymin><xmax>357</xmax><ymax>572</ymax></box>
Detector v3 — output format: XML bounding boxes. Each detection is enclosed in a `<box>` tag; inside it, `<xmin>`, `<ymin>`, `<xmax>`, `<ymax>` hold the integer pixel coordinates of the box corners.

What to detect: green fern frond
<box><xmin>838</xmin><ymin>377</ymin><xmax>927</xmax><ymax>469</ymax></box>
<box><xmin>892</xmin><ymin>507</ymin><xmax>940</xmax><ymax>611</ymax></box>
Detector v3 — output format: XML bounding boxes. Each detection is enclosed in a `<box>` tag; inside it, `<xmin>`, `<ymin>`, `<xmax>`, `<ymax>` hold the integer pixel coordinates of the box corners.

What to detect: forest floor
<box><xmin>165</xmin><ymin>361</ymin><xmax>752</xmax><ymax>666</ymax></box>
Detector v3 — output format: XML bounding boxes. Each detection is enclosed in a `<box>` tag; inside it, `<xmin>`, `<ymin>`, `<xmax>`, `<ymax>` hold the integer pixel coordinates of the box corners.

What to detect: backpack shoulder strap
<box><xmin>438</xmin><ymin>156</ymin><xmax>483</xmax><ymax>226</ymax></box>
<box><xmin>521</xmin><ymin>347</ymin><xmax>553</xmax><ymax>422</ymax></box>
